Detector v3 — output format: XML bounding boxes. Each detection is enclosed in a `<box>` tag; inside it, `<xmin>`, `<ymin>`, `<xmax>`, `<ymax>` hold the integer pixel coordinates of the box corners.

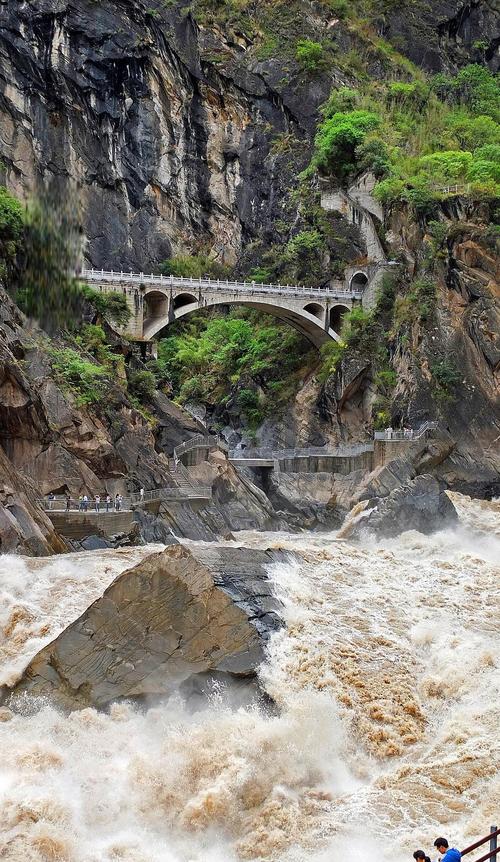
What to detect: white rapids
<box><xmin>0</xmin><ymin>493</ymin><xmax>498</xmax><ymax>862</ymax></box>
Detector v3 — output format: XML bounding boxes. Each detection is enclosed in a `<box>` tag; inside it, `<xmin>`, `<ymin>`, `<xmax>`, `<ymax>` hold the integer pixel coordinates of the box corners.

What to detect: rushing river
<box><xmin>0</xmin><ymin>493</ymin><xmax>499</xmax><ymax>862</ymax></box>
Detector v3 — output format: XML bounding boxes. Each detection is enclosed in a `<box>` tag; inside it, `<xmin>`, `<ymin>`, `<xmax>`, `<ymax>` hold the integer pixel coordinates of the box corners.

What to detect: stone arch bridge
<box><xmin>81</xmin><ymin>270</ymin><xmax>370</xmax><ymax>349</ymax></box>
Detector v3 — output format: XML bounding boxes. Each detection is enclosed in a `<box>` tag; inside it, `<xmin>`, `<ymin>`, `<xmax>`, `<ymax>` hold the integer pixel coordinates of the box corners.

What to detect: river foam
<box><xmin>0</xmin><ymin>495</ymin><xmax>498</xmax><ymax>861</ymax></box>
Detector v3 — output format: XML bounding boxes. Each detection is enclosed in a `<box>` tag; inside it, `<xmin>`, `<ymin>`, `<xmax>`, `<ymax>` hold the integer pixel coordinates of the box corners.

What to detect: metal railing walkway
<box><xmin>39</xmin><ymin>483</ymin><xmax>212</xmax><ymax>513</ymax></box>
<box><xmin>462</xmin><ymin>825</ymin><xmax>498</xmax><ymax>862</ymax></box>
<box><xmin>174</xmin><ymin>434</ymin><xmax>228</xmax><ymax>461</ymax></box>
<box><xmin>373</xmin><ymin>421</ymin><xmax>438</xmax><ymax>442</ymax></box>
<box><xmin>81</xmin><ymin>269</ymin><xmax>364</xmax><ymax>302</ymax></box>
<box><xmin>229</xmin><ymin>443</ymin><xmax>374</xmax><ymax>461</ymax></box>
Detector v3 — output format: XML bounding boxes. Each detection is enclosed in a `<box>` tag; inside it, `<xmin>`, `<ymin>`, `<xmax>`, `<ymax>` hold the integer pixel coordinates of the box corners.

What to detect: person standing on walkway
<box><xmin>434</xmin><ymin>838</ymin><xmax>461</xmax><ymax>862</ymax></box>
<box><xmin>95</xmin><ymin>494</ymin><xmax>100</xmax><ymax>513</ymax></box>
<box><xmin>65</xmin><ymin>494</ymin><xmax>71</xmax><ymax>512</ymax></box>
<box><xmin>106</xmin><ymin>494</ymin><xmax>111</xmax><ymax>513</ymax></box>
<box><xmin>115</xmin><ymin>493</ymin><xmax>120</xmax><ymax>511</ymax></box>
<box><xmin>140</xmin><ymin>487</ymin><xmax>145</xmax><ymax>503</ymax></box>
<box><xmin>118</xmin><ymin>493</ymin><xmax>123</xmax><ymax>511</ymax></box>
<box><xmin>48</xmin><ymin>492</ymin><xmax>55</xmax><ymax>510</ymax></box>
<box><xmin>78</xmin><ymin>494</ymin><xmax>83</xmax><ymax>511</ymax></box>
<box><xmin>386</xmin><ymin>426</ymin><xmax>393</xmax><ymax>440</ymax></box>
<box><xmin>83</xmin><ymin>494</ymin><xmax>88</xmax><ymax>512</ymax></box>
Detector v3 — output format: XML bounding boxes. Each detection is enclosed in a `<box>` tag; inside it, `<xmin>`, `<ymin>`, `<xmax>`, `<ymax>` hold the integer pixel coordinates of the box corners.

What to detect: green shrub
<box><xmin>159</xmin><ymin>253</ymin><xmax>231</xmax><ymax>280</ymax></box>
<box><xmin>355</xmin><ymin>138</ymin><xmax>391</xmax><ymax>177</ymax></box>
<box><xmin>0</xmin><ymin>186</ymin><xmax>23</xmax><ymax>274</ymax></box>
<box><xmin>432</xmin><ymin>65</ymin><xmax>500</xmax><ymax>122</ymax></box>
<box><xmin>282</xmin><ymin>230</ymin><xmax>325</xmax><ymax>284</ymax></box>
<box><xmin>127</xmin><ymin>369</ymin><xmax>157</xmax><ymax>401</ymax></box>
<box><xmin>81</xmin><ymin>286</ymin><xmax>131</xmax><ymax>327</ymax></box>
<box><xmin>322</xmin><ymin>0</ymin><xmax>348</xmax><ymax>17</ymax></box>
<box><xmin>313</xmin><ymin>110</ymin><xmax>381</xmax><ymax>178</ymax></box>
<box><xmin>49</xmin><ymin>348</ymin><xmax>108</xmax><ymax>406</ymax></box>
<box><xmin>431</xmin><ymin>358</ymin><xmax>461</xmax><ymax>401</ymax></box>
<box><xmin>320</xmin><ymin>87</ymin><xmax>359</xmax><ymax>119</ymax></box>
<box><xmin>296</xmin><ymin>39</ymin><xmax>325</xmax><ymax>73</ymax></box>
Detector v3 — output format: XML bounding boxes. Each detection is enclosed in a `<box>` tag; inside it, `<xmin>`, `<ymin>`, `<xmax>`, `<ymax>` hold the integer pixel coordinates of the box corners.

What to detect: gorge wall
<box><xmin>0</xmin><ymin>0</ymin><xmax>497</xmax><ymax>270</ymax></box>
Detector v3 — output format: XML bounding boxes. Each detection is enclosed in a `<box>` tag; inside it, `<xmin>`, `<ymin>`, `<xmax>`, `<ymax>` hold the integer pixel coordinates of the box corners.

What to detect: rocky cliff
<box><xmin>0</xmin><ymin>0</ymin><xmax>498</xmax><ymax>554</ymax></box>
<box><xmin>1</xmin><ymin>0</ymin><xmax>497</xmax><ymax>271</ymax></box>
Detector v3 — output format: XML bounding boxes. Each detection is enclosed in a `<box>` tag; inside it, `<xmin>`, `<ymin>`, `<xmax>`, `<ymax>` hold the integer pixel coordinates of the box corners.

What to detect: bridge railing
<box><xmin>80</xmin><ymin>269</ymin><xmax>364</xmax><ymax>301</ymax></box>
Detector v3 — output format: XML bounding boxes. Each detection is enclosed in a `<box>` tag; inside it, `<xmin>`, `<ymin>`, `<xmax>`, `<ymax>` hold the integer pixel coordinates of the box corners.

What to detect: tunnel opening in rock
<box><xmin>350</xmin><ymin>272</ymin><xmax>369</xmax><ymax>292</ymax></box>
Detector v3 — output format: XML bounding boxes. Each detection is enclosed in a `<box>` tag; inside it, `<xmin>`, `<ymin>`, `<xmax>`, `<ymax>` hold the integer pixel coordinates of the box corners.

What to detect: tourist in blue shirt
<box><xmin>434</xmin><ymin>838</ymin><xmax>462</xmax><ymax>862</ymax></box>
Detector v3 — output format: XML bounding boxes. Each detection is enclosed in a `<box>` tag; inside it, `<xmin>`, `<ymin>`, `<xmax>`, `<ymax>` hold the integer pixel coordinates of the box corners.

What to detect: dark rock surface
<box><xmin>349</xmin><ymin>475</ymin><xmax>459</xmax><ymax>539</ymax></box>
<box><xmin>4</xmin><ymin>543</ymin><xmax>284</xmax><ymax>710</ymax></box>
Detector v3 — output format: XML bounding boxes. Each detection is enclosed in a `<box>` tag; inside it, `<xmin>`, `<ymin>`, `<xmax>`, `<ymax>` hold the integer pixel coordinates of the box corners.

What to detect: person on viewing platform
<box><xmin>115</xmin><ymin>493</ymin><xmax>120</xmax><ymax>511</ymax></box>
<box><xmin>434</xmin><ymin>838</ymin><xmax>461</xmax><ymax>862</ymax></box>
<box><xmin>106</xmin><ymin>494</ymin><xmax>111</xmax><ymax>512</ymax></box>
<box><xmin>413</xmin><ymin>851</ymin><xmax>431</xmax><ymax>862</ymax></box>
<box><xmin>118</xmin><ymin>494</ymin><xmax>124</xmax><ymax>510</ymax></box>
<box><xmin>65</xmin><ymin>494</ymin><xmax>71</xmax><ymax>512</ymax></box>
<box><xmin>83</xmin><ymin>494</ymin><xmax>89</xmax><ymax>512</ymax></box>
<box><xmin>386</xmin><ymin>426</ymin><xmax>393</xmax><ymax>440</ymax></box>
<box><xmin>140</xmin><ymin>487</ymin><xmax>145</xmax><ymax>502</ymax></box>
<box><xmin>48</xmin><ymin>492</ymin><xmax>55</xmax><ymax>510</ymax></box>
<box><xmin>78</xmin><ymin>494</ymin><xmax>83</xmax><ymax>511</ymax></box>
<box><xmin>95</xmin><ymin>494</ymin><xmax>100</xmax><ymax>513</ymax></box>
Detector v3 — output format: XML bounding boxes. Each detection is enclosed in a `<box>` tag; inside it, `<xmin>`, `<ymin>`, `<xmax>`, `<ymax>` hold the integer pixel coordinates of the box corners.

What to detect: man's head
<box><xmin>414</xmin><ymin>851</ymin><xmax>427</xmax><ymax>860</ymax></box>
<box><xmin>434</xmin><ymin>839</ymin><xmax>449</xmax><ymax>854</ymax></box>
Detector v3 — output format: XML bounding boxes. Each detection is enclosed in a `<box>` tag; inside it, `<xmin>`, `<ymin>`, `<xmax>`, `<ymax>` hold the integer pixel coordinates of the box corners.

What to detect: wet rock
<box><xmin>5</xmin><ymin>544</ymin><xmax>284</xmax><ymax>710</ymax></box>
<box><xmin>265</xmin><ymin>472</ymin><xmax>339</xmax><ymax>529</ymax></box>
<box><xmin>349</xmin><ymin>474</ymin><xmax>459</xmax><ymax>539</ymax></box>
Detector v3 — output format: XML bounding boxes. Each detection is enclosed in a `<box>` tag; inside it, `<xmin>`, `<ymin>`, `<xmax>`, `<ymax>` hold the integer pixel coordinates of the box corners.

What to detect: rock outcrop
<box><xmin>4</xmin><ymin>543</ymin><xmax>283</xmax><ymax>710</ymax></box>
<box><xmin>0</xmin><ymin>445</ymin><xmax>67</xmax><ymax>555</ymax></box>
<box><xmin>347</xmin><ymin>475</ymin><xmax>459</xmax><ymax>540</ymax></box>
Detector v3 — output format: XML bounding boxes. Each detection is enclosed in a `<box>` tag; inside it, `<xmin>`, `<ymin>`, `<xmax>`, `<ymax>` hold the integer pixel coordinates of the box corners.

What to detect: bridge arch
<box><xmin>303</xmin><ymin>302</ymin><xmax>325</xmax><ymax>320</ymax></box>
<box><xmin>144</xmin><ymin>290</ymin><xmax>168</xmax><ymax>326</ymax></box>
<box><xmin>329</xmin><ymin>304</ymin><xmax>350</xmax><ymax>333</ymax></box>
<box><xmin>143</xmin><ymin>294</ymin><xmax>343</xmax><ymax>349</ymax></box>
<box><xmin>173</xmin><ymin>292</ymin><xmax>198</xmax><ymax>310</ymax></box>
<box><xmin>350</xmin><ymin>271</ymin><xmax>369</xmax><ymax>292</ymax></box>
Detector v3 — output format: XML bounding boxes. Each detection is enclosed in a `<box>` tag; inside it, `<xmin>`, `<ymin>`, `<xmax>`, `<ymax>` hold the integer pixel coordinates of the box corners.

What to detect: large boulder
<box><xmin>3</xmin><ymin>543</ymin><xmax>283</xmax><ymax>710</ymax></box>
<box><xmin>347</xmin><ymin>474</ymin><xmax>459</xmax><ymax>540</ymax></box>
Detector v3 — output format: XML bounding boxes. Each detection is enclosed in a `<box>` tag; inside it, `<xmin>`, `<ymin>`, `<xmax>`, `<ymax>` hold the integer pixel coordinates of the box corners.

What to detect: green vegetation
<box><xmin>48</xmin><ymin>348</ymin><xmax>109</xmax><ymax>407</ymax></box>
<box><xmin>152</xmin><ymin>309</ymin><xmax>315</xmax><ymax>428</ymax></box>
<box><xmin>312</xmin><ymin>110</ymin><xmax>381</xmax><ymax>179</ymax></box>
<box><xmin>80</xmin><ymin>286</ymin><xmax>131</xmax><ymax>328</ymax></box>
<box><xmin>311</xmin><ymin>66</ymin><xmax>500</xmax><ymax>208</ymax></box>
<box><xmin>296</xmin><ymin>39</ymin><xmax>325</xmax><ymax>73</ymax></box>
<box><xmin>0</xmin><ymin>187</ymin><xmax>23</xmax><ymax>277</ymax></box>
<box><xmin>159</xmin><ymin>253</ymin><xmax>231</xmax><ymax>280</ymax></box>
<box><xmin>431</xmin><ymin>358</ymin><xmax>461</xmax><ymax>402</ymax></box>
<box><xmin>127</xmin><ymin>369</ymin><xmax>157</xmax><ymax>401</ymax></box>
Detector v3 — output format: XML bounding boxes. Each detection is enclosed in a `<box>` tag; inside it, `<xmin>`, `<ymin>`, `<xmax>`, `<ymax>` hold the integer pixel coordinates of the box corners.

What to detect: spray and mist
<box><xmin>0</xmin><ymin>494</ymin><xmax>498</xmax><ymax>862</ymax></box>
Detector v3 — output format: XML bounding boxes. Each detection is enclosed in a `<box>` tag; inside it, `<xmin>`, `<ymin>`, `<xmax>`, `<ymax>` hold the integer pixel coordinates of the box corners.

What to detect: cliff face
<box><xmin>1</xmin><ymin>0</ymin><xmax>496</xmax><ymax>270</ymax></box>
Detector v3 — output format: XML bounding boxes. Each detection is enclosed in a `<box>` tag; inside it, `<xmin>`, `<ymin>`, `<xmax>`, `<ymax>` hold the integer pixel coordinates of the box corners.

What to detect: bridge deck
<box><xmin>81</xmin><ymin>269</ymin><xmax>363</xmax><ymax>301</ymax></box>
